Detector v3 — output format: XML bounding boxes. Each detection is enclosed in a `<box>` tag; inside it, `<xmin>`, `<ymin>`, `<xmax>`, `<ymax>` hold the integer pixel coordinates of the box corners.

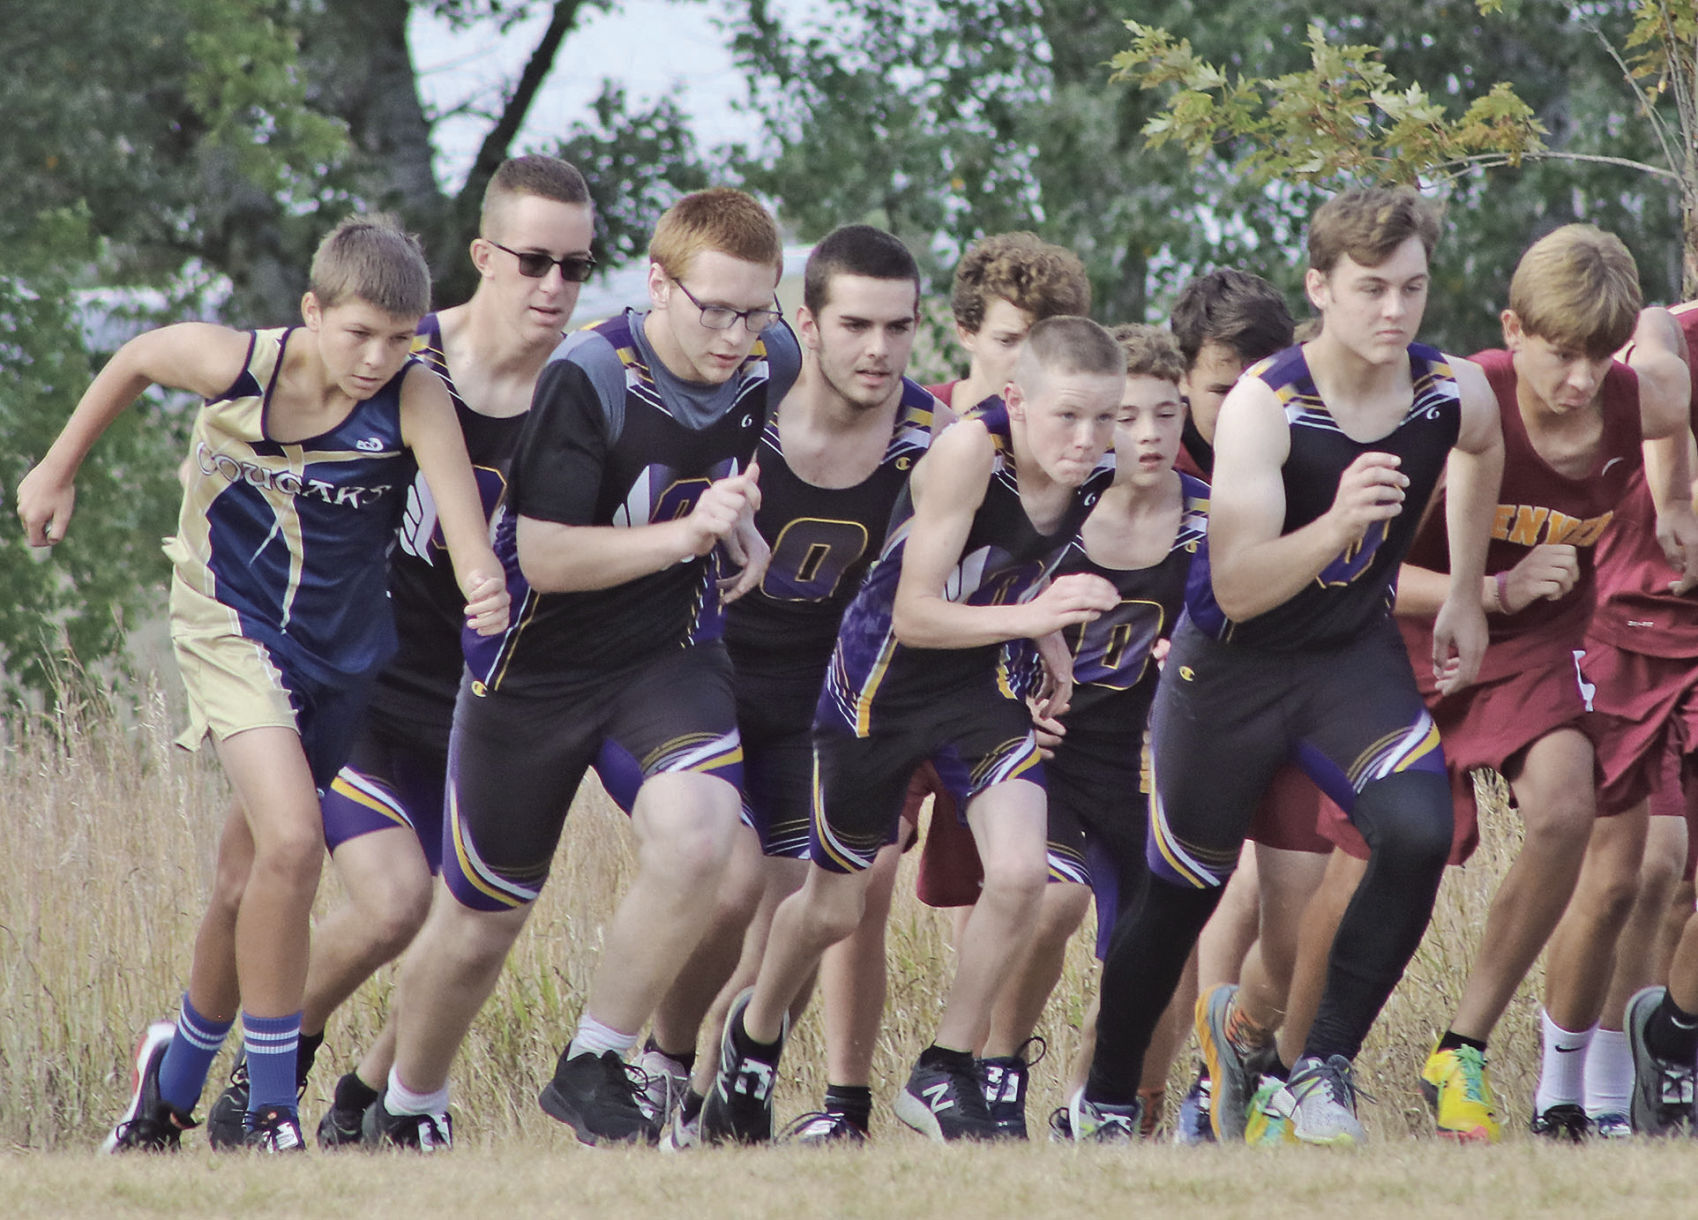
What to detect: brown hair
<box><xmin>1016</xmin><ymin>316</ymin><xmax>1125</xmax><ymax>390</ymax></box>
<box><xmin>1307</xmin><ymin>188</ymin><xmax>1441</xmax><ymax>276</ymax></box>
<box><xmin>1509</xmin><ymin>224</ymin><xmax>1641</xmax><ymax>358</ymax></box>
<box><xmin>480</xmin><ymin>155</ymin><xmax>592</xmax><ymax>234</ymax></box>
<box><xmin>950</xmin><ymin>232</ymin><xmax>1091</xmax><ymax>334</ymax></box>
<box><xmin>1169</xmin><ymin>269</ymin><xmax>1294</xmax><ymax>368</ymax></box>
<box><xmin>649</xmin><ymin>188</ymin><xmax>783</xmax><ymax>281</ymax></box>
<box><xmin>1110</xmin><ymin>323</ymin><xmax>1186</xmax><ymax>384</ymax></box>
<box><xmin>802</xmin><ymin>225</ymin><xmax>919</xmax><ymax>315</ymax></box>
<box><xmin>308</xmin><ymin>213</ymin><xmax>431</xmax><ymax>318</ymax></box>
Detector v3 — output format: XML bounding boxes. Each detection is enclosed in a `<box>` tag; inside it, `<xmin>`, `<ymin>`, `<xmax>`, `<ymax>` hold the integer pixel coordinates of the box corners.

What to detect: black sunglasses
<box><xmin>486</xmin><ymin>239</ymin><xmax>597</xmax><ymax>283</ymax></box>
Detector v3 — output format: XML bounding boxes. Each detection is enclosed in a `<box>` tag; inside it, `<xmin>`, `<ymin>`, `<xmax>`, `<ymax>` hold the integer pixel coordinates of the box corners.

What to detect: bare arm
<box><xmin>398</xmin><ymin>366</ymin><xmax>509</xmax><ymax>635</ymax></box>
<box><xmin>1625</xmin><ymin>307</ymin><xmax>1698</xmax><ymax>593</ymax></box>
<box><xmin>1207</xmin><ymin>379</ymin><xmax>1409</xmax><ymax>621</ymax></box>
<box><xmin>1429</xmin><ymin>356</ymin><xmax>1503</xmax><ymax>694</ymax></box>
<box><xmin>890</xmin><ymin>421</ymin><xmax>1115</xmax><ymax>648</ymax></box>
<box><xmin>16</xmin><ymin>323</ymin><xmax>250</xmax><ymax>545</ymax></box>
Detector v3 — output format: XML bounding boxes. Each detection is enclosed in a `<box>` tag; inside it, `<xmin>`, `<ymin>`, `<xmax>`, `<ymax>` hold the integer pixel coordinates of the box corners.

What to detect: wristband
<box><xmin>1492</xmin><ymin>570</ymin><xmax>1510</xmax><ymax>614</ymax></box>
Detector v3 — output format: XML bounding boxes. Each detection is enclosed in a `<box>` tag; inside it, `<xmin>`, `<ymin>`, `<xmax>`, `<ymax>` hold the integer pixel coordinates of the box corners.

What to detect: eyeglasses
<box><xmin>485</xmin><ymin>239</ymin><xmax>597</xmax><ymax>283</ymax></box>
<box><xmin>670</xmin><ymin>277</ymin><xmax>782</xmax><ymax>332</ymax></box>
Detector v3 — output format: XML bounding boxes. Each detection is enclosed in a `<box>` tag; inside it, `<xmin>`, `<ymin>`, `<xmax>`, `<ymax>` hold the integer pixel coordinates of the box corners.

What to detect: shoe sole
<box><xmin>892</xmin><ymin>1087</ymin><xmax>948</xmax><ymax>1142</ymax></box>
<box><xmin>102</xmin><ymin>1022</ymin><xmax>176</xmax><ymax>1154</ymax></box>
<box><xmin>538</xmin><ymin>1080</ymin><xmax>654</xmax><ymax>1147</ymax></box>
<box><xmin>1625</xmin><ymin>986</ymin><xmax>1681</xmax><ymax>1136</ymax></box>
<box><xmin>1197</xmin><ymin>985</ymin><xmax>1249</xmax><ymax>1142</ymax></box>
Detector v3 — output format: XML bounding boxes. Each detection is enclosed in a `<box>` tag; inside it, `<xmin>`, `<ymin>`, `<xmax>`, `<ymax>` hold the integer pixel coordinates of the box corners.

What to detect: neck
<box><xmin>951</xmin><ymin>369</ymin><xmax>1002</xmax><ymax>412</ymax></box>
<box><xmin>449</xmin><ymin>296</ymin><xmax>558</xmax><ymax>380</ymax></box>
<box><xmin>789</xmin><ymin>361</ymin><xmax>901</xmax><ymax>433</ymax></box>
<box><xmin>1305</xmin><ymin>331</ymin><xmax>1409</xmax><ymax>398</ymax></box>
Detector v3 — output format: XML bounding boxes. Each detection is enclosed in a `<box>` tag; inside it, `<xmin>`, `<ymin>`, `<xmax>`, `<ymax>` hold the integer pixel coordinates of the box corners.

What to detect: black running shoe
<box><xmin>102</xmin><ymin>1022</ymin><xmax>198</xmax><ymax>1154</ymax></box>
<box><xmin>539</xmin><ymin>1048</ymin><xmax>660</xmax><ymax>1146</ymax></box>
<box><xmin>1530</xmin><ymin>1103</ymin><xmax>1591</xmax><ymax>1141</ymax></box>
<box><xmin>1626</xmin><ymin>986</ymin><xmax>1696</xmax><ymax>1135</ymax></box>
<box><xmin>978</xmin><ymin>1035</ymin><xmax>1045</xmax><ymax>1140</ymax></box>
<box><xmin>242</xmin><ymin>1106</ymin><xmax>307</xmax><ymax>1153</ymax></box>
<box><xmin>361</xmin><ymin>1093</ymin><xmax>453</xmax><ymax>1151</ymax></box>
<box><xmin>781</xmin><ymin>1110</ymin><xmax>868</xmax><ymax>1145</ymax></box>
<box><xmin>893</xmin><ymin>1056</ymin><xmax>998</xmax><ymax>1142</ymax></box>
<box><xmin>205</xmin><ymin>1054</ymin><xmax>250</xmax><ymax>1151</ymax></box>
<box><xmin>700</xmin><ymin>988</ymin><xmax>788</xmax><ymax>1146</ymax></box>
<box><xmin>317</xmin><ymin>1071</ymin><xmax>377</xmax><ymax>1149</ymax></box>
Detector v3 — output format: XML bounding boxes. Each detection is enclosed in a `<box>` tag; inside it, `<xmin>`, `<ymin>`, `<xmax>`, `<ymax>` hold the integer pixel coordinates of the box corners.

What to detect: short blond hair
<box><xmin>1509</xmin><ymin>224</ymin><xmax>1641</xmax><ymax>358</ymax></box>
<box><xmin>308</xmin><ymin>214</ymin><xmax>431</xmax><ymax>318</ymax></box>
<box><xmin>479</xmin><ymin>155</ymin><xmax>591</xmax><ymax>235</ymax></box>
<box><xmin>1109</xmin><ymin>323</ymin><xmax>1185</xmax><ymax>384</ymax></box>
<box><xmin>649</xmin><ymin>188</ymin><xmax>783</xmax><ymax>281</ymax></box>
<box><xmin>1308</xmin><ymin>188</ymin><xmax>1441</xmax><ymax>276</ymax></box>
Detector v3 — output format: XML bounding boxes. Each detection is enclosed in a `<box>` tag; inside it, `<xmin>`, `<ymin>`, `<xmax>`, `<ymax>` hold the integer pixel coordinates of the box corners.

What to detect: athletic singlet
<box><xmin>1185</xmin><ymin>342</ymin><xmax>1461</xmax><ymax>651</ymax></box>
<box><xmin>1588</xmin><ymin>301</ymin><xmax>1698</xmax><ymax>657</ymax></box>
<box><xmin>167</xmin><ymin>327</ymin><xmax>413</xmax><ymax>681</ymax></box>
<box><xmin>469</xmin><ymin>310</ymin><xmax>799</xmax><ymax>691</ymax></box>
<box><xmin>723</xmin><ymin>377</ymin><xmax>940</xmax><ymax>684</ymax></box>
<box><xmin>1403</xmin><ymin>347</ymin><xmax>1640</xmax><ymax>679</ymax></box>
<box><xmin>365</xmin><ymin>314</ymin><xmax>530</xmax><ymax>738</ymax></box>
<box><xmin>819</xmin><ymin>401</ymin><xmax>1117</xmax><ymax>734</ymax></box>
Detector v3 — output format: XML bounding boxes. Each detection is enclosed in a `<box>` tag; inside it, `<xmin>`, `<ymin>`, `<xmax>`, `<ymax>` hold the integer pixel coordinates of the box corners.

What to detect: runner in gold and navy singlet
<box><xmin>1075</xmin><ymin>189</ymin><xmax>1503</xmax><ymax>1146</ymax></box>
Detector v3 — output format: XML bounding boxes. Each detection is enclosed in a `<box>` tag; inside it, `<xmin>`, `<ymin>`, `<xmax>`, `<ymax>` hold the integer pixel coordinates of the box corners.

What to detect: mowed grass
<box><xmin>1</xmin><ymin>675</ymin><xmax>1678</xmax><ymax>1213</ymax></box>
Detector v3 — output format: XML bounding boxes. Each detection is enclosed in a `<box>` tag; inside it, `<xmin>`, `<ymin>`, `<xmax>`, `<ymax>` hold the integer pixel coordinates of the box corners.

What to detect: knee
<box><xmin>978</xmin><ymin>854</ymin><xmax>1047</xmax><ymax>913</ymax></box>
<box><xmin>364</xmin><ymin>880</ymin><xmax>434</xmax><ymax>958</ymax></box>
<box><xmin>251</xmin><ymin>825</ymin><xmax>325</xmax><ymax>893</ymax></box>
<box><xmin>1520</xmin><ymin>794</ymin><xmax>1596</xmax><ymax>857</ymax></box>
<box><xmin>1035</xmin><ymin>883</ymin><xmax>1092</xmax><ymax>944</ymax></box>
<box><xmin>800</xmin><ymin>877</ymin><xmax>867</xmax><ymax>945</ymax></box>
<box><xmin>641</xmin><ymin>817</ymin><xmax>734</xmax><ymax>891</ymax></box>
<box><xmin>1359</xmin><ymin>785</ymin><xmax>1453</xmax><ymax>876</ymax></box>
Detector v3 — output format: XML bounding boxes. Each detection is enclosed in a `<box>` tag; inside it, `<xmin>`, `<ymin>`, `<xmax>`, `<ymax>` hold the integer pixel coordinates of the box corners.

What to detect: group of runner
<box><xmin>19</xmin><ymin>154</ymin><xmax>1698</xmax><ymax>1152</ymax></box>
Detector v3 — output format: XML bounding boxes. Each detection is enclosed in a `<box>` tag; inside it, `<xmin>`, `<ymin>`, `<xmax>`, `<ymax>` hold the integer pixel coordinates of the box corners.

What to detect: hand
<box><xmin>1655</xmin><ymin>503</ymin><xmax>1698</xmax><ymax>595</ymax></box>
<box><xmin>16</xmin><ymin>464</ymin><xmax>77</xmax><ymax>547</ymax></box>
<box><xmin>1327</xmin><ymin>451</ymin><xmax>1407</xmax><ymax>546</ymax></box>
<box><xmin>1024</xmin><ymin>573</ymin><xmax>1118</xmax><ymax>637</ymax></box>
<box><xmin>1500</xmin><ymin>543</ymin><xmax>1579</xmax><ymax>613</ymax></box>
<box><xmin>462</xmin><ymin>571</ymin><xmax>510</xmax><ymax>637</ymax></box>
<box><xmin>683</xmin><ymin>459</ymin><xmax>761</xmax><ymax>557</ymax></box>
<box><xmin>1028</xmin><ymin>699</ymin><xmax>1067</xmax><ymax>760</ymax></box>
<box><xmin>1431</xmin><ymin>592</ymin><xmax>1488</xmax><ymax>696</ymax></box>
<box><xmin>717</xmin><ymin>513</ymin><xmax>770</xmax><ymax>606</ymax></box>
<box><xmin>1151</xmin><ymin>636</ymin><xmax>1171</xmax><ymax>670</ymax></box>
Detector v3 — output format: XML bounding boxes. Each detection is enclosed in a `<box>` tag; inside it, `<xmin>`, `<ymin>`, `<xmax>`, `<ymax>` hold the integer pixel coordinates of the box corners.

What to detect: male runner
<box><xmin>202</xmin><ymin>156</ymin><xmax>596</xmax><ymax>1147</ymax></box>
<box><xmin>362</xmin><ymin>188</ymin><xmax>800</xmax><ymax>1149</ymax></box>
<box><xmin>640</xmin><ymin>224</ymin><xmax>944</xmax><ymax>1146</ymax></box>
<box><xmin>1072</xmin><ymin>187</ymin><xmax>1502</xmax><ymax>1145</ymax></box>
<box><xmin>703</xmin><ymin>316</ymin><xmax>1125</xmax><ymax>1143</ymax></box>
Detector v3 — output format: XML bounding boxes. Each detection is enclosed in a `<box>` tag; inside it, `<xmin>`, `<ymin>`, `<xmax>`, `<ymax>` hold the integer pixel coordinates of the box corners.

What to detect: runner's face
<box><xmin>1114</xmin><ymin>374</ymin><xmax>1186</xmax><ymax>488</ymax></box>
<box><xmin>1503</xmin><ymin>314</ymin><xmax>1612</xmax><ymax>416</ymax></box>
<box><xmin>1306</xmin><ymin>236</ymin><xmax>1430</xmax><ymax>365</ymax></box>
<box><xmin>305</xmin><ymin>296</ymin><xmax>420</xmax><ymax>400</ymax></box>
<box><xmin>475</xmin><ymin>195</ymin><xmax>596</xmax><ymax>348</ymax></box>
<box><xmin>802</xmin><ymin>274</ymin><xmax>920</xmax><ymax>410</ymax></box>
<box><xmin>959</xmin><ymin>297</ymin><xmax>1034</xmax><ymax>399</ymax></box>
<box><xmin>1011</xmin><ymin>368</ymin><xmax>1123</xmax><ymax>486</ymax></box>
<box><xmin>647</xmin><ymin>250</ymin><xmax>782</xmax><ymax>385</ymax></box>
<box><xmin>1180</xmin><ymin>340</ymin><xmax>1248</xmax><ymax>445</ymax></box>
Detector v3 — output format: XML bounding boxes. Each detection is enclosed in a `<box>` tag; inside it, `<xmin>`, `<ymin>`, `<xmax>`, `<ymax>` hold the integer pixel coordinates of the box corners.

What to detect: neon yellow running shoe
<box><xmin>1244</xmin><ymin>1077</ymin><xmax>1295</xmax><ymax>1147</ymax></box>
<box><xmin>1420</xmin><ymin>1042</ymin><xmax>1503</xmax><ymax>1143</ymax></box>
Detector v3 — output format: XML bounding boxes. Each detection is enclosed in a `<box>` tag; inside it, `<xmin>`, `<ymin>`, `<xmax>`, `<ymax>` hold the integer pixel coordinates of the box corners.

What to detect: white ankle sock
<box><xmin>568</xmin><ymin>1015</ymin><xmax>638</xmax><ymax>1060</ymax></box>
<box><xmin>384</xmin><ymin>1068</ymin><xmax>450</xmax><ymax>1117</ymax></box>
<box><xmin>1532</xmin><ymin>1010</ymin><xmax>1593</xmax><ymax>1113</ymax></box>
<box><xmin>1584</xmin><ymin>1027</ymin><xmax>1633</xmax><ymax>1118</ymax></box>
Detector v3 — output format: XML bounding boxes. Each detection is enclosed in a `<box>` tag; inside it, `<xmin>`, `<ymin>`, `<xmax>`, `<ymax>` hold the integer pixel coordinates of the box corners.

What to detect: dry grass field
<box><xmin>4</xmin><ymin>675</ymin><xmax>1694</xmax><ymax>1215</ymax></box>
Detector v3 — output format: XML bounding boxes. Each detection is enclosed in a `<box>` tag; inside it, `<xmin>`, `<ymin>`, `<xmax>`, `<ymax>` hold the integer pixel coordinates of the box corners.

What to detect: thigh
<box><xmin>322</xmin><ymin>720</ymin><xmax>449</xmax><ymax>870</ymax></box>
<box><xmin>604</xmin><ymin>643</ymin><xmax>744</xmax><ymax>792</ymax></box>
<box><xmin>737</xmin><ymin>670</ymin><xmax>820</xmax><ymax>861</ymax></box>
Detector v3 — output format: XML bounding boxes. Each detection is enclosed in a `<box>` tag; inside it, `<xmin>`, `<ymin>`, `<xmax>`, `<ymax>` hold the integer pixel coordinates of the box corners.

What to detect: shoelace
<box><xmin>1293</xmin><ymin>1060</ymin><xmax>1375</xmax><ymax>1112</ymax></box>
<box><xmin>1656</xmin><ymin>1060</ymin><xmax>1696</xmax><ymax>1107</ymax></box>
<box><xmin>1011</xmin><ymin>1034</ymin><xmax>1048</xmax><ymax>1071</ymax></box>
<box><xmin>1452</xmin><ymin>1046</ymin><xmax>1494</xmax><ymax>1106</ymax></box>
<box><xmin>778</xmin><ymin>1110</ymin><xmax>860</xmax><ymax>1142</ymax></box>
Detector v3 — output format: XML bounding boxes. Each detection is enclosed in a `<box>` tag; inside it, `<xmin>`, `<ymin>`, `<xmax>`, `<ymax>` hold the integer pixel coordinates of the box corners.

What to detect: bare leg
<box><xmin>184</xmin><ymin>806</ymin><xmax>254</xmax><ymax>1023</ymax></box>
<box><xmin>302</xmin><ymin>826</ymin><xmax>433</xmax><ymax>1034</ymax></box>
<box><xmin>1543</xmin><ymin>802</ymin><xmax>1650</xmax><ymax>1032</ymax></box>
<box><xmin>1235</xmin><ymin>846</ymin><xmax>1332</xmax><ymax>1031</ymax></box>
<box><xmin>982</xmin><ymin>882</ymin><xmax>1091</xmax><ymax>1057</ymax></box>
<box><xmin>1607</xmin><ymin>814</ymin><xmax>1687</xmax><ymax>1019</ymax></box>
<box><xmin>820</xmin><ymin>841</ymin><xmax>904</xmax><ymax>1086</ymax></box>
<box><xmin>1197</xmin><ymin>844</ymin><xmax>1260</xmax><ymax>989</ymax></box>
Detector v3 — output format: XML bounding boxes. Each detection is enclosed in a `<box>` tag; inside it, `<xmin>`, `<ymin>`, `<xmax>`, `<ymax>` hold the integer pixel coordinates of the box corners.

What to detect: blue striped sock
<box><xmin>242</xmin><ymin>1011</ymin><xmax>302</xmax><ymax>1119</ymax></box>
<box><xmin>156</xmin><ymin>996</ymin><xmax>233</xmax><ymax>1113</ymax></box>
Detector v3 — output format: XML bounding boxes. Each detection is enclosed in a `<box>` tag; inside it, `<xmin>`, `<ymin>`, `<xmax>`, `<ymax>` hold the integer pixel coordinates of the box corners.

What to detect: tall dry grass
<box><xmin>3</xmin><ymin>677</ymin><xmax>1535</xmax><ymax>1151</ymax></box>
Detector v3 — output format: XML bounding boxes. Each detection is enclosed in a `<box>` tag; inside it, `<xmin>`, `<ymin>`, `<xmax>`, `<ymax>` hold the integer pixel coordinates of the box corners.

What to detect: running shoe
<box><xmin>636</xmin><ymin>1040</ymin><xmax>690</xmax><ymax>1126</ymax></box>
<box><xmin>1420</xmin><ymin>1042</ymin><xmax>1502</xmax><ymax>1143</ymax></box>
<box><xmin>978</xmin><ymin>1035</ymin><xmax>1044</xmax><ymax>1140</ymax></box>
<box><xmin>242</xmin><ymin>1106</ymin><xmax>306</xmax><ymax>1153</ymax></box>
<box><xmin>1281</xmin><ymin>1055</ymin><xmax>1367</xmax><ymax>1147</ymax></box>
<box><xmin>1195</xmin><ymin>985</ymin><xmax>1253</xmax><ymax>1141</ymax></box>
<box><xmin>1244</xmin><ymin>1075</ymin><xmax>1294</xmax><ymax>1146</ymax></box>
<box><xmin>1626</xmin><ymin>986</ymin><xmax>1696</xmax><ymax>1135</ymax></box>
<box><xmin>102</xmin><ymin>1022</ymin><xmax>198</xmax><ymax>1154</ymax></box>
<box><xmin>1064</xmin><ymin>1089</ymin><xmax>1140</xmax><ymax>1143</ymax></box>
<box><xmin>894</xmin><ymin>1056</ymin><xmax>998</xmax><ymax>1142</ymax></box>
<box><xmin>361</xmin><ymin>1093</ymin><xmax>452</xmax><ymax>1151</ymax></box>
<box><xmin>781</xmin><ymin>1110</ymin><xmax>868</xmax><ymax>1145</ymax></box>
<box><xmin>539</xmin><ymin>1048</ymin><xmax>660</xmax><ymax>1146</ymax></box>
<box><xmin>1529</xmin><ymin>1103</ymin><xmax>1589</xmax><ymax>1141</ymax></box>
<box><xmin>1174</xmin><ymin>1072</ymin><xmax>1215</xmax><ymax>1145</ymax></box>
<box><xmin>699</xmin><ymin>988</ymin><xmax>787</xmax><ymax>1145</ymax></box>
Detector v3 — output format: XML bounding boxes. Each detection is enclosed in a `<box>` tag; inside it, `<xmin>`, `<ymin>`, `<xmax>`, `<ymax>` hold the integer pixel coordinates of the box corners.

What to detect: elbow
<box><xmin>1210</xmin><ymin>578</ymin><xmax>1259</xmax><ymax>623</ymax></box>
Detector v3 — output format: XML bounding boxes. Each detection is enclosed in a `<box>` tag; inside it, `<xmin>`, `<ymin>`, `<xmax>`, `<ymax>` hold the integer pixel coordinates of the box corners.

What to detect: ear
<box><xmin>301</xmin><ymin>291</ymin><xmax>322</xmax><ymax>330</ymax></box>
<box><xmin>1500</xmin><ymin>308</ymin><xmax>1524</xmax><ymax>350</ymax></box>
<box><xmin>647</xmin><ymin>262</ymin><xmax>670</xmax><ymax>311</ymax></box>
<box><xmin>469</xmin><ymin>237</ymin><xmax>497</xmax><ymax>279</ymax></box>
<box><xmin>797</xmin><ymin>304</ymin><xmax>821</xmax><ymax>351</ymax></box>
<box><xmin>955</xmin><ymin>321</ymin><xmax>978</xmax><ymax>357</ymax></box>
<box><xmin>1003</xmin><ymin>378</ymin><xmax>1025</xmax><ymax>421</ymax></box>
<box><xmin>1303</xmin><ymin>267</ymin><xmax>1328</xmax><ymax>313</ymax></box>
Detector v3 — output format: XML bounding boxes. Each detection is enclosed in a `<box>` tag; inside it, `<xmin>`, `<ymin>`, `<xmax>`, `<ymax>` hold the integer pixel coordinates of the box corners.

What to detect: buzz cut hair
<box><xmin>1308</xmin><ymin>187</ymin><xmax>1442</xmax><ymax>277</ymax></box>
<box><xmin>950</xmin><ymin>232</ymin><xmax>1091</xmax><ymax>334</ymax></box>
<box><xmin>308</xmin><ymin>213</ymin><xmax>431</xmax><ymax>319</ymax></box>
<box><xmin>649</xmin><ymin>188</ymin><xmax>784</xmax><ymax>282</ymax></box>
<box><xmin>802</xmin><ymin>225</ymin><xmax>920</xmax><ymax>316</ymax></box>
<box><xmin>1109</xmin><ymin>323</ymin><xmax>1186</xmax><ymax>385</ymax></box>
<box><xmin>1509</xmin><ymin>224</ymin><xmax>1642</xmax><ymax>359</ymax></box>
<box><xmin>479</xmin><ymin>155</ymin><xmax>592</xmax><ymax>235</ymax></box>
<box><xmin>1169</xmin><ymin>269</ymin><xmax>1295</xmax><ymax>369</ymax></box>
<box><xmin>1015</xmin><ymin>315</ymin><xmax>1125</xmax><ymax>390</ymax></box>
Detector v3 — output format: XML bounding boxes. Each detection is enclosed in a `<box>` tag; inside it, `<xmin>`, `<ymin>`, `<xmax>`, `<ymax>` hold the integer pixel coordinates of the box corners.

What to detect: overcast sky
<box><xmin>409</xmin><ymin>3</ymin><xmax>768</xmax><ymax>191</ymax></box>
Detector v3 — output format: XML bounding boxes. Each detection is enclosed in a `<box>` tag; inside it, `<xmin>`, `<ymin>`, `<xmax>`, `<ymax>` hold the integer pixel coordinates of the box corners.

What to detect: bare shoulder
<box><xmin>131</xmin><ymin>322</ymin><xmax>254</xmax><ymax>399</ymax></box>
